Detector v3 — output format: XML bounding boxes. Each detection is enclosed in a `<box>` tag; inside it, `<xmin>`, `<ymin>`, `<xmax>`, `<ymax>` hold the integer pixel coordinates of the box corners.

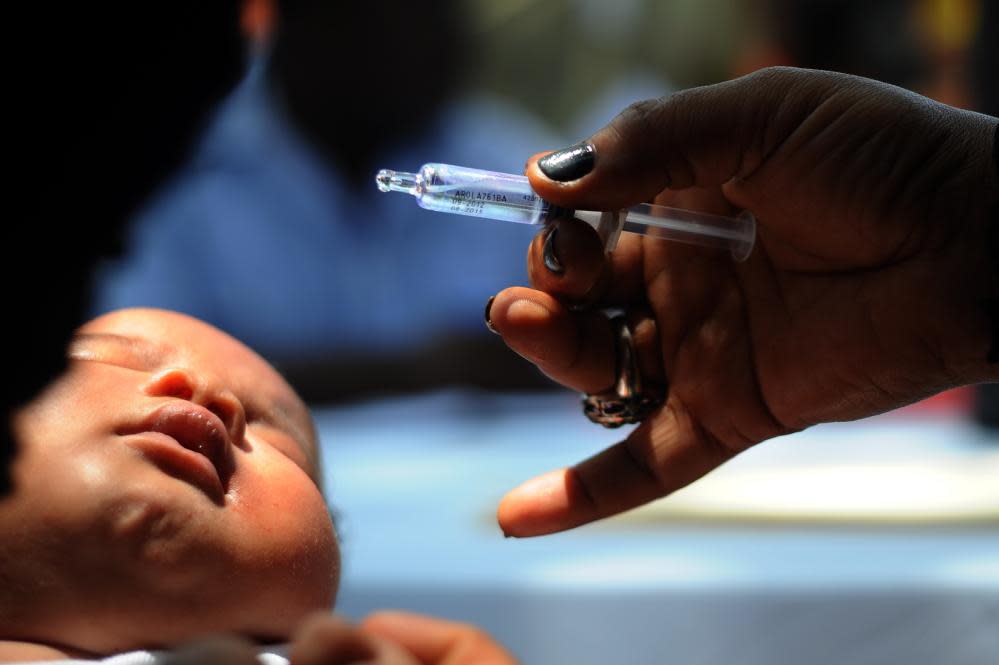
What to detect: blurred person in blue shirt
<box><xmin>91</xmin><ymin>0</ymin><xmax>559</xmax><ymax>390</ymax></box>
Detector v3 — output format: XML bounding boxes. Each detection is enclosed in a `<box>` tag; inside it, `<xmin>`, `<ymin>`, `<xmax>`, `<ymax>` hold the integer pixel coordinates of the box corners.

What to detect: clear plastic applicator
<box><xmin>376</xmin><ymin>163</ymin><xmax>755</xmax><ymax>260</ymax></box>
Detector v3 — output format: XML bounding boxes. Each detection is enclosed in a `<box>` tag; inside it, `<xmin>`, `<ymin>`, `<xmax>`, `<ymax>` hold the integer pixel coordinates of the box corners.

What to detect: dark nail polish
<box><xmin>484</xmin><ymin>295</ymin><xmax>499</xmax><ymax>334</ymax></box>
<box><xmin>537</xmin><ymin>142</ymin><xmax>595</xmax><ymax>182</ymax></box>
<box><xmin>543</xmin><ymin>225</ymin><xmax>564</xmax><ymax>274</ymax></box>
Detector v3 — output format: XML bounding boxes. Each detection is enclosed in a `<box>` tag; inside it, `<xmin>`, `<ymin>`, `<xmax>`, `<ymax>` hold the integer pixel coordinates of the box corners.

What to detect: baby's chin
<box><xmin>123</xmin><ymin>519</ymin><xmax>340</xmax><ymax>651</ymax></box>
<box><xmin>50</xmin><ymin>497</ymin><xmax>339</xmax><ymax>654</ymax></box>
<box><xmin>147</xmin><ymin>573</ymin><xmax>338</xmax><ymax>648</ymax></box>
<box><xmin>48</xmin><ymin>561</ymin><xmax>338</xmax><ymax>655</ymax></box>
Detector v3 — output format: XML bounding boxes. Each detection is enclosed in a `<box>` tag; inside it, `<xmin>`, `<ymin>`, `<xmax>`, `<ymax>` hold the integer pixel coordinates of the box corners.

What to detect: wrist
<box><xmin>940</xmin><ymin>115</ymin><xmax>999</xmax><ymax>384</ymax></box>
<box><xmin>985</xmin><ymin>122</ymin><xmax>999</xmax><ymax>361</ymax></box>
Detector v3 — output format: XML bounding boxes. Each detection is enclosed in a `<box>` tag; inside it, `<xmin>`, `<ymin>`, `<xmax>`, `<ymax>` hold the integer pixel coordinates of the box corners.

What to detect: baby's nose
<box><xmin>143</xmin><ymin>368</ymin><xmax>246</xmax><ymax>445</ymax></box>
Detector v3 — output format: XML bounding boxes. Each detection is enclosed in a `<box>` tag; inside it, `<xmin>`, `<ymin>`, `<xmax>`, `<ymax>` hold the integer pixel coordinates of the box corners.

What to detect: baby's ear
<box><xmin>160</xmin><ymin>636</ymin><xmax>259</xmax><ymax>665</ymax></box>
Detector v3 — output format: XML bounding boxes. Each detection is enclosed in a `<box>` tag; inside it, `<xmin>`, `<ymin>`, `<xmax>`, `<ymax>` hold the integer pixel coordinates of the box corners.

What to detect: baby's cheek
<box><xmin>227</xmin><ymin>451</ymin><xmax>340</xmax><ymax>607</ymax></box>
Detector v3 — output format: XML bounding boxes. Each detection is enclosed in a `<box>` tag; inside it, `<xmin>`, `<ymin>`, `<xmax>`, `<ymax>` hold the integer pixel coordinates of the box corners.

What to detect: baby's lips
<box><xmin>122</xmin><ymin>401</ymin><xmax>235</xmax><ymax>487</ymax></box>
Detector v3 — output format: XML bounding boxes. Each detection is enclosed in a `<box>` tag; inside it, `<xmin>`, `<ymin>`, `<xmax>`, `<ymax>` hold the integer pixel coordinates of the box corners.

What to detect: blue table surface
<box><xmin>316</xmin><ymin>391</ymin><xmax>998</xmax><ymax>591</ymax></box>
<box><xmin>314</xmin><ymin>391</ymin><xmax>999</xmax><ymax>665</ymax></box>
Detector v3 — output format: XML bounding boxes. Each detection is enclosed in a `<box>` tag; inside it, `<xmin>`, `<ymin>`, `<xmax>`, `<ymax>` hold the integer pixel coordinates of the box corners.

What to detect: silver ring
<box><xmin>582</xmin><ymin>315</ymin><xmax>666</xmax><ymax>428</ymax></box>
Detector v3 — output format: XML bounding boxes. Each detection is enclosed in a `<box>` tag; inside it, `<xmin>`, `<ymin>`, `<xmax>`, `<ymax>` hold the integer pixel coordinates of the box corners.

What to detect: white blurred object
<box><xmin>626</xmin><ymin>454</ymin><xmax>999</xmax><ymax>524</ymax></box>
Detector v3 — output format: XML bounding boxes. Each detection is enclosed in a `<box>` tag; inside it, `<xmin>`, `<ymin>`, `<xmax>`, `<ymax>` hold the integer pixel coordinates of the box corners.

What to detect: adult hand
<box><xmin>488</xmin><ymin>67</ymin><xmax>999</xmax><ymax>537</ymax></box>
<box><xmin>290</xmin><ymin>611</ymin><xmax>519</xmax><ymax>665</ymax></box>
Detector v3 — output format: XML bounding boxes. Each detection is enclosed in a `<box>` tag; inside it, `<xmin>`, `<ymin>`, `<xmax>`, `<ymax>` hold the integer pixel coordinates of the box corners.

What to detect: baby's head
<box><xmin>1</xmin><ymin>308</ymin><xmax>339</xmax><ymax>655</ymax></box>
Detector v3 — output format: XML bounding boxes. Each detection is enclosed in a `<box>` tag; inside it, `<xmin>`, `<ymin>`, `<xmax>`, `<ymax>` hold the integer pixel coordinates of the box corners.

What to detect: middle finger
<box><xmin>487</xmin><ymin>287</ymin><xmax>665</xmax><ymax>395</ymax></box>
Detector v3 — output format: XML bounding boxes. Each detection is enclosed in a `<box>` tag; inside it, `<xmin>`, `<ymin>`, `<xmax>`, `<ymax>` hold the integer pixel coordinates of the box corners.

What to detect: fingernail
<box><xmin>542</xmin><ymin>225</ymin><xmax>564</xmax><ymax>274</ymax></box>
<box><xmin>537</xmin><ymin>142</ymin><xmax>595</xmax><ymax>182</ymax></box>
<box><xmin>484</xmin><ymin>295</ymin><xmax>499</xmax><ymax>334</ymax></box>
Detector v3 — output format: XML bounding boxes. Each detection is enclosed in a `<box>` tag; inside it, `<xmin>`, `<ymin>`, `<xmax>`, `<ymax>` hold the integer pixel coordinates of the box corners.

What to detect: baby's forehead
<box><xmin>83</xmin><ymin>309</ymin><xmax>269</xmax><ymax>369</ymax></box>
<box><xmin>83</xmin><ymin>308</ymin><xmax>229</xmax><ymax>341</ymax></box>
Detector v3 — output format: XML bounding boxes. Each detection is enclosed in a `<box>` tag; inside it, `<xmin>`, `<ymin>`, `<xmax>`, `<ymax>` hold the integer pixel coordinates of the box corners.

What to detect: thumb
<box><xmin>527</xmin><ymin>66</ymin><xmax>834</xmax><ymax>211</ymax></box>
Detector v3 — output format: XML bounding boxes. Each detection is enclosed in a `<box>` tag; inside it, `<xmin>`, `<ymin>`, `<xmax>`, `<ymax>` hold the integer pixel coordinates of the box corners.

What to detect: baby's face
<box><xmin>1</xmin><ymin>309</ymin><xmax>338</xmax><ymax>654</ymax></box>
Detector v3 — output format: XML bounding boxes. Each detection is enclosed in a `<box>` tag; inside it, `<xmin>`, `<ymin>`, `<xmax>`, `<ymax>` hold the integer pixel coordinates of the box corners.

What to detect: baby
<box><xmin>0</xmin><ymin>308</ymin><xmax>340</xmax><ymax>660</ymax></box>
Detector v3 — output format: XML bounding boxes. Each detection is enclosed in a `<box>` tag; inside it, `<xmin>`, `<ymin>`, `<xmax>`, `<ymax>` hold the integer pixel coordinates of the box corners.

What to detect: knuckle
<box><xmin>744</xmin><ymin>65</ymin><xmax>800</xmax><ymax>85</ymax></box>
<box><xmin>611</xmin><ymin>96</ymin><xmax>671</xmax><ymax>145</ymax></box>
<box><xmin>739</xmin><ymin>65</ymin><xmax>820</xmax><ymax>101</ymax></box>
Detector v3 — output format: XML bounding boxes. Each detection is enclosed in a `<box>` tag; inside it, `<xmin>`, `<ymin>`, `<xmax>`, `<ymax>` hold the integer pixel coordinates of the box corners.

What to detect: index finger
<box><xmin>527</xmin><ymin>216</ymin><xmax>648</xmax><ymax>307</ymax></box>
<box><xmin>497</xmin><ymin>398</ymin><xmax>734</xmax><ymax>537</ymax></box>
<box><xmin>525</xmin><ymin>67</ymin><xmax>839</xmax><ymax>211</ymax></box>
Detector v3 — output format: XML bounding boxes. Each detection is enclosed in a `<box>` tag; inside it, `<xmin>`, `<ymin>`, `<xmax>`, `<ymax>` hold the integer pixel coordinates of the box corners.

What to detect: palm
<box><xmin>644</xmin><ymin>75</ymin><xmax>987</xmax><ymax>450</ymax></box>
<box><xmin>643</xmin><ymin>232</ymin><xmax>931</xmax><ymax>456</ymax></box>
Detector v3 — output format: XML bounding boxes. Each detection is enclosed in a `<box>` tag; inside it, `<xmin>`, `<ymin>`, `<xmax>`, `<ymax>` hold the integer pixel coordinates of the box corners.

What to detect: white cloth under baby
<box><xmin>13</xmin><ymin>644</ymin><xmax>288</xmax><ymax>665</ymax></box>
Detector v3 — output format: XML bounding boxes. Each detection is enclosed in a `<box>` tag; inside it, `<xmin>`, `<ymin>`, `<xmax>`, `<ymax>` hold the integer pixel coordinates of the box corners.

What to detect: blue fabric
<box><xmin>92</xmin><ymin>60</ymin><xmax>559</xmax><ymax>358</ymax></box>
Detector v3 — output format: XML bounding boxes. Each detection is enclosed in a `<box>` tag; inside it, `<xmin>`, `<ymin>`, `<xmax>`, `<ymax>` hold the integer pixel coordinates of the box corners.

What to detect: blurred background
<box><xmin>84</xmin><ymin>1</ymin><xmax>997</xmax><ymax>663</ymax></box>
<box><xmin>89</xmin><ymin>0</ymin><xmax>998</xmax><ymax>400</ymax></box>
